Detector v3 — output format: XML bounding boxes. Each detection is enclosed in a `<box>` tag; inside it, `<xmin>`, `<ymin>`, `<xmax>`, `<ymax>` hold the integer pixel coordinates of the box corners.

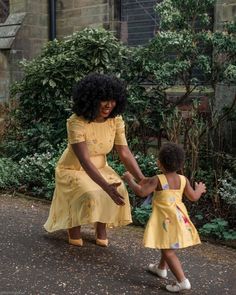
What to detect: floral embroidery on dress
<box><xmin>182</xmin><ymin>215</ymin><xmax>190</xmax><ymax>224</ymax></box>
<box><xmin>171</xmin><ymin>242</ymin><xmax>180</xmax><ymax>249</ymax></box>
<box><xmin>162</xmin><ymin>183</ymin><xmax>169</xmax><ymax>190</ymax></box>
<box><xmin>84</xmin><ymin>198</ymin><xmax>96</xmax><ymax>219</ymax></box>
<box><xmin>168</xmin><ymin>196</ymin><xmax>175</xmax><ymax>203</ymax></box>
<box><xmin>176</xmin><ymin>207</ymin><xmax>183</xmax><ymax>221</ymax></box>
<box><xmin>162</xmin><ymin>217</ymin><xmax>171</xmax><ymax>232</ymax></box>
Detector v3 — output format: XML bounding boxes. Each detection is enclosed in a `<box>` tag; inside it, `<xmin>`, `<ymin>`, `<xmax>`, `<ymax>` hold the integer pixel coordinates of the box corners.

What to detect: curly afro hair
<box><xmin>158</xmin><ymin>142</ymin><xmax>185</xmax><ymax>173</ymax></box>
<box><xmin>72</xmin><ymin>73</ymin><xmax>127</xmax><ymax>121</ymax></box>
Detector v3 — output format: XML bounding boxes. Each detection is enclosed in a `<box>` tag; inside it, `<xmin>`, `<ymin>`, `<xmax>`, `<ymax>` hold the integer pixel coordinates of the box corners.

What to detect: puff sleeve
<box><xmin>114</xmin><ymin>116</ymin><xmax>128</xmax><ymax>146</ymax></box>
<box><xmin>67</xmin><ymin>114</ymin><xmax>86</xmax><ymax>144</ymax></box>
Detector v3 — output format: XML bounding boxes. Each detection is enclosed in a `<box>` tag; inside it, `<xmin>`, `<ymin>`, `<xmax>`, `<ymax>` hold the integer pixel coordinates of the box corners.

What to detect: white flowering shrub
<box><xmin>219</xmin><ymin>171</ymin><xmax>236</xmax><ymax>206</ymax></box>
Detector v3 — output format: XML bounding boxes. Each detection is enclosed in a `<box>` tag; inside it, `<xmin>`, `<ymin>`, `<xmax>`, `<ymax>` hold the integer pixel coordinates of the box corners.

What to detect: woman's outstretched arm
<box><xmin>115</xmin><ymin>145</ymin><xmax>145</xmax><ymax>182</ymax></box>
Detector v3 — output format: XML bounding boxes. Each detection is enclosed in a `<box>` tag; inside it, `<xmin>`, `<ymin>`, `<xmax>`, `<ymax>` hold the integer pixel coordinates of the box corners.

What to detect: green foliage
<box><xmin>199</xmin><ymin>218</ymin><xmax>236</xmax><ymax>240</ymax></box>
<box><xmin>156</xmin><ymin>0</ymin><xmax>215</xmax><ymax>31</ymax></box>
<box><xmin>17</xmin><ymin>152</ymin><xmax>58</xmax><ymax>199</ymax></box>
<box><xmin>0</xmin><ymin>141</ymin><xmax>66</xmax><ymax>198</ymax></box>
<box><xmin>0</xmin><ymin>158</ymin><xmax>21</xmax><ymax>189</ymax></box>
<box><xmin>125</xmin><ymin>85</ymin><xmax>165</xmax><ymax>153</ymax></box>
<box><xmin>132</xmin><ymin>204</ymin><xmax>152</xmax><ymax>226</ymax></box>
<box><xmin>108</xmin><ymin>152</ymin><xmax>159</xmax><ymax>178</ymax></box>
<box><xmin>219</xmin><ymin>171</ymin><xmax>236</xmax><ymax>206</ymax></box>
<box><xmin>4</xmin><ymin>28</ymin><xmax>128</xmax><ymax>159</ymax></box>
<box><xmin>134</xmin><ymin>153</ymin><xmax>159</xmax><ymax>176</ymax></box>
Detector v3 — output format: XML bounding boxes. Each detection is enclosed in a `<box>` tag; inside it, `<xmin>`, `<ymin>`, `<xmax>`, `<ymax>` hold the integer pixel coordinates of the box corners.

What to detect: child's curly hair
<box><xmin>72</xmin><ymin>73</ymin><xmax>127</xmax><ymax>121</ymax></box>
<box><xmin>159</xmin><ymin>142</ymin><xmax>185</xmax><ymax>172</ymax></box>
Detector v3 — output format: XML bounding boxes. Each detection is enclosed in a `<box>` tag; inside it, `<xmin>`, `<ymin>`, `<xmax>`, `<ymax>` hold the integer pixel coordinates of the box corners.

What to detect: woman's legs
<box><xmin>68</xmin><ymin>223</ymin><xmax>107</xmax><ymax>240</ymax></box>
<box><xmin>68</xmin><ymin>226</ymin><xmax>81</xmax><ymax>239</ymax></box>
<box><xmin>96</xmin><ymin>222</ymin><xmax>107</xmax><ymax>240</ymax></box>
<box><xmin>161</xmin><ymin>249</ymin><xmax>185</xmax><ymax>282</ymax></box>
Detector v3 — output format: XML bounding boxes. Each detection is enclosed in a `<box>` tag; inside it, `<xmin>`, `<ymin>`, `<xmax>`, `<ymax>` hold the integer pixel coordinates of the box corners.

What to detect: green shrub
<box><xmin>199</xmin><ymin>218</ymin><xmax>236</xmax><ymax>240</ymax></box>
<box><xmin>17</xmin><ymin>152</ymin><xmax>58</xmax><ymax>199</ymax></box>
<box><xmin>2</xmin><ymin>28</ymin><xmax>128</xmax><ymax>159</ymax></box>
<box><xmin>132</xmin><ymin>204</ymin><xmax>152</xmax><ymax>226</ymax></box>
<box><xmin>0</xmin><ymin>158</ymin><xmax>21</xmax><ymax>189</ymax></box>
<box><xmin>219</xmin><ymin>171</ymin><xmax>236</xmax><ymax>206</ymax></box>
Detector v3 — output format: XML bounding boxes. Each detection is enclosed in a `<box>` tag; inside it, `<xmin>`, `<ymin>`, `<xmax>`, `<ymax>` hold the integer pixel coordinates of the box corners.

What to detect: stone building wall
<box><xmin>0</xmin><ymin>0</ymin><xmax>48</xmax><ymax>103</ymax></box>
<box><xmin>215</xmin><ymin>0</ymin><xmax>236</xmax><ymax>152</ymax></box>
<box><xmin>0</xmin><ymin>0</ymin><xmax>120</xmax><ymax>103</ymax></box>
<box><xmin>10</xmin><ymin>0</ymin><xmax>48</xmax><ymax>59</ymax></box>
<box><xmin>56</xmin><ymin>0</ymin><xmax>117</xmax><ymax>39</ymax></box>
<box><xmin>214</xmin><ymin>0</ymin><xmax>236</xmax><ymax>108</ymax></box>
<box><xmin>215</xmin><ymin>0</ymin><xmax>236</xmax><ymax>30</ymax></box>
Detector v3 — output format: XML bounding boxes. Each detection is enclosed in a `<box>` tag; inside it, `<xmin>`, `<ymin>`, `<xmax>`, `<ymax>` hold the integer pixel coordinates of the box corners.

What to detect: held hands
<box><xmin>105</xmin><ymin>182</ymin><xmax>125</xmax><ymax>206</ymax></box>
<box><xmin>195</xmin><ymin>182</ymin><xmax>207</xmax><ymax>195</ymax></box>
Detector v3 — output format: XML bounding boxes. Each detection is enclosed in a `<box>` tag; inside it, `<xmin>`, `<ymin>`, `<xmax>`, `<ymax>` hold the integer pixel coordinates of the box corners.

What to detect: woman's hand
<box><xmin>105</xmin><ymin>182</ymin><xmax>125</xmax><ymax>206</ymax></box>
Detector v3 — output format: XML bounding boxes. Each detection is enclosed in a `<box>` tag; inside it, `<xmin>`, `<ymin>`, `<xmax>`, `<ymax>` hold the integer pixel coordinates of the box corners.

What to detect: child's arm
<box><xmin>184</xmin><ymin>178</ymin><xmax>206</xmax><ymax>202</ymax></box>
<box><xmin>123</xmin><ymin>172</ymin><xmax>158</xmax><ymax>197</ymax></box>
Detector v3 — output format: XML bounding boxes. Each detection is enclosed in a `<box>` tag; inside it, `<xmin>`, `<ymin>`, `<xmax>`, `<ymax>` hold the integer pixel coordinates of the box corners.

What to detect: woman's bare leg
<box><xmin>161</xmin><ymin>249</ymin><xmax>185</xmax><ymax>282</ymax></box>
<box><xmin>96</xmin><ymin>222</ymin><xmax>107</xmax><ymax>240</ymax></box>
<box><xmin>68</xmin><ymin>226</ymin><xmax>81</xmax><ymax>239</ymax></box>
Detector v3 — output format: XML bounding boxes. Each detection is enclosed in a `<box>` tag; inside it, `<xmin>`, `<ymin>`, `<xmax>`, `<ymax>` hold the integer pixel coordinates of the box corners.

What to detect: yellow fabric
<box><xmin>44</xmin><ymin>114</ymin><xmax>131</xmax><ymax>232</ymax></box>
<box><xmin>143</xmin><ymin>174</ymin><xmax>201</xmax><ymax>249</ymax></box>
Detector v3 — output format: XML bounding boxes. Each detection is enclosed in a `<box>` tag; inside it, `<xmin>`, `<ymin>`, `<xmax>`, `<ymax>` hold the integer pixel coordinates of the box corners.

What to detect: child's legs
<box><xmin>161</xmin><ymin>249</ymin><xmax>185</xmax><ymax>282</ymax></box>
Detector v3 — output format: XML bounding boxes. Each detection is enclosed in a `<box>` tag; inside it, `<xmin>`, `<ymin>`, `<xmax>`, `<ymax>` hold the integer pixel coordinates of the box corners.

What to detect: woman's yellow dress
<box><xmin>44</xmin><ymin>114</ymin><xmax>132</xmax><ymax>232</ymax></box>
<box><xmin>143</xmin><ymin>174</ymin><xmax>201</xmax><ymax>249</ymax></box>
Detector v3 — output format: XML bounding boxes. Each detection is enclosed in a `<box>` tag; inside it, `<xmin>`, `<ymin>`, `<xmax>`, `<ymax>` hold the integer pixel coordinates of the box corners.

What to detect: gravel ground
<box><xmin>0</xmin><ymin>193</ymin><xmax>236</xmax><ymax>295</ymax></box>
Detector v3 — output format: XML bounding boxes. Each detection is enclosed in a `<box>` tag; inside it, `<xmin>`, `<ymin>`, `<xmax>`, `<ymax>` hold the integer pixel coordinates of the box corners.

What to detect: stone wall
<box><xmin>56</xmin><ymin>0</ymin><xmax>117</xmax><ymax>39</ymax></box>
<box><xmin>215</xmin><ymin>0</ymin><xmax>236</xmax><ymax>152</ymax></box>
<box><xmin>0</xmin><ymin>0</ymin><xmax>120</xmax><ymax>103</ymax></box>
<box><xmin>215</xmin><ymin>0</ymin><xmax>236</xmax><ymax>107</ymax></box>
<box><xmin>0</xmin><ymin>0</ymin><xmax>48</xmax><ymax>103</ymax></box>
<box><xmin>215</xmin><ymin>0</ymin><xmax>236</xmax><ymax>30</ymax></box>
<box><xmin>10</xmin><ymin>0</ymin><xmax>48</xmax><ymax>58</ymax></box>
<box><xmin>9</xmin><ymin>0</ymin><xmax>48</xmax><ymax>88</ymax></box>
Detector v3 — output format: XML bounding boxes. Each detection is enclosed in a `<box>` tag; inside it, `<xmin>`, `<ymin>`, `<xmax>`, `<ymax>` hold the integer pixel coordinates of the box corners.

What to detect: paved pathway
<box><xmin>0</xmin><ymin>194</ymin><xmax>236</xmax><ymax>295</ymax></box>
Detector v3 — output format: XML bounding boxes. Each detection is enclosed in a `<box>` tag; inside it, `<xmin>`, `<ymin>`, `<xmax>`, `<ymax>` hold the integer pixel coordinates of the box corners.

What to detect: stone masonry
<box><xmin>0</xmin><ymin>0</ymin><xmax>119</xmax><ymax>103</ymax></box>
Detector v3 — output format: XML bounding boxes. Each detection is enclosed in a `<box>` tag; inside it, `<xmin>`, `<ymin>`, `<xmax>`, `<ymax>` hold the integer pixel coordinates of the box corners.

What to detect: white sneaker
<box><xmin>148</xmin><ymin>263</ymin><xmax>167</xmax><ymax>278</ymax></box>
<box><xmin>166</xmin><ymin>278</ymin><xmax>191</xmax><ymax>292</ymax></box>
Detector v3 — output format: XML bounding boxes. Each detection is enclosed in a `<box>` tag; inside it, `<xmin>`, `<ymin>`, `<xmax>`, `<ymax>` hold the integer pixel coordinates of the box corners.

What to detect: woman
<box><xmin>44</xmin><ymin>73</ymin><xmax>144</xmax><ymax>247</ymax></box>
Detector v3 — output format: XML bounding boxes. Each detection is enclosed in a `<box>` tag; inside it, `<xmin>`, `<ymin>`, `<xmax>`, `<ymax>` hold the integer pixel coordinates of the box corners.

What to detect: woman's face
<box><xmin>96</xmin><ymin>100</ymin><xmax>116</xmax><ymax>121</ymax></box>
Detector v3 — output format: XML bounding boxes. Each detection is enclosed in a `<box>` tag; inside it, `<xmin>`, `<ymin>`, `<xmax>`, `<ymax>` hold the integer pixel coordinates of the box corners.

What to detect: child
<box><xmin>123</xmin><ymin>142</ymin><xmax>206</xmax><ymax>293</ymax></box>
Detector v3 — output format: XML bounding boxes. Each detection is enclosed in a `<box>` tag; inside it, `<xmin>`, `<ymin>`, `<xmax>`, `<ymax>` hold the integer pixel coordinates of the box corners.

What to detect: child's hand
<box><xmin>195</xmin><ymin>182</ymin><xmax>206</xmax><ymax>194</ymax></box>
<box><xmin>122</xmin><ymin>171</ymin><xmax>134</xmax><ymax>183</ymax></box>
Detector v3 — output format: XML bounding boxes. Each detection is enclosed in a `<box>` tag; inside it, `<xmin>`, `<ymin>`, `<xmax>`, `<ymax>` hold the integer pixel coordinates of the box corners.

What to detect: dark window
<box><xmin>0</xmin><ymin>0</ymin><xmax>9</xmax><ymax>23</ymax></box>
<box><xmin>120</xmin><ymin>0</ymin><xmax>160</xmax><ymax>46</ymax></box>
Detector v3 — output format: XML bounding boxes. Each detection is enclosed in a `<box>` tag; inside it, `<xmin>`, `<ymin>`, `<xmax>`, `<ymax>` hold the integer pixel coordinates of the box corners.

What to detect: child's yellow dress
<box><xmin>44</xmin><ymin>114</ymin><xmax>132</xmax><ymax>232</ymax></box>
<box><xmin>143</xmin><ymin>174</ymin><xmax>201</xmax><ymax>249</ymax></box>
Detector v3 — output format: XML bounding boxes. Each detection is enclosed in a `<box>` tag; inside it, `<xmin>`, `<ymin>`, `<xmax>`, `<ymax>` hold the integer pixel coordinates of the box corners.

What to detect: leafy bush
<box><xmin>199</xmin><ymin>218</ymin><xmax>236</xmax><ymax>240</ymax></box>
<box><xmin>2</xmin><ymin>28</ymin><xmax>128</xmax><ymax>159</ymax></box>
<box><xmin>219</xmin><ymin>171</ymin><xmax>236</xmax><ymax>206</ymax></box>
<box><xmin>132</xmin><ymin>204</ymin><xmax>152</xmax><ymax>226</ymax></box>
<box><xmin>17</xmin><ymin>152</ymin><xmax>58</xmax><ymax>199</ymax></box>
<box><xmin>0</xmin><ymin>158</ymin><xmax>21</xmax><ymax>189</ymax></box>
<box><xmin>0</xmin><ymin>141</ymin><xmax>66</xmax><ymax>198</ymax></box>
